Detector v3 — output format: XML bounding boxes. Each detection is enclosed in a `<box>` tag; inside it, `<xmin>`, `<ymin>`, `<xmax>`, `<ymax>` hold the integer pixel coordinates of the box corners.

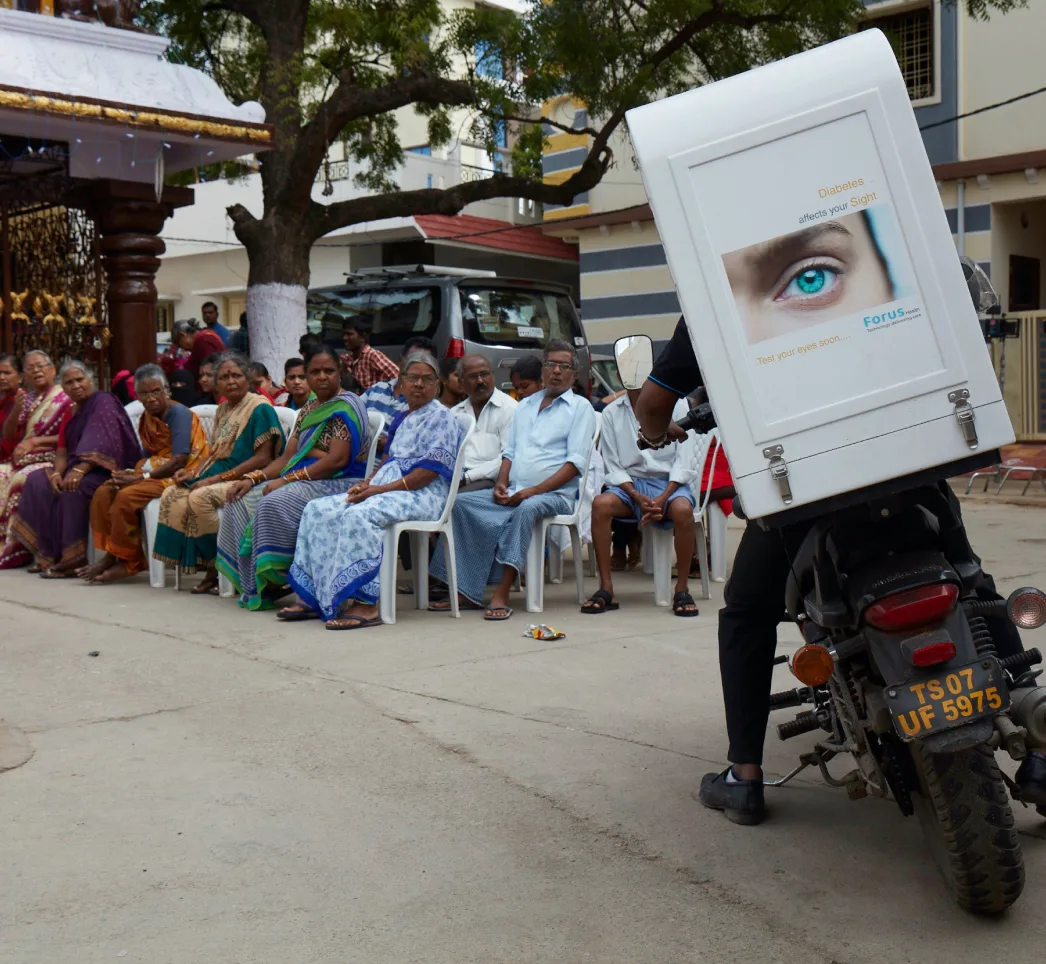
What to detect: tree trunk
<box><xmin>239</xmin><ymin>218</ymin><xmax>312</xmax><ymax>381</ymax></box>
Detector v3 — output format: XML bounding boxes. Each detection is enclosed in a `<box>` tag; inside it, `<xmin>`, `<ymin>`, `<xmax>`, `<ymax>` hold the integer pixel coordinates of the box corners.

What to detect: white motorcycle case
<box><xmin>626</xmin><ymin>29</ymin><xmax>1013</xmax><ymax>522</ymax></box>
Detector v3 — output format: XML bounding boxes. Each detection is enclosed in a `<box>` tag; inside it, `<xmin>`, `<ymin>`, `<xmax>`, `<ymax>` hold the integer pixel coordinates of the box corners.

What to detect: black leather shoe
<box><xmin>1016</xmin><ymin>751</ymin><xmax>1046</xmax><ymax>806</ymax></box>
<box><xmin>697</xmin><ymin>768</ymin><xmax>766</xmax><ymax>825</ymax></box>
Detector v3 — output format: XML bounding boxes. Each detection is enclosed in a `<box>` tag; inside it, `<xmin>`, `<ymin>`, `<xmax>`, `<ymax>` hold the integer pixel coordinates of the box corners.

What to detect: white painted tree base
<box><xmin>247</xmin><ymin>283</ymin><xmax>307</xmax><ymax>381</ymax></box>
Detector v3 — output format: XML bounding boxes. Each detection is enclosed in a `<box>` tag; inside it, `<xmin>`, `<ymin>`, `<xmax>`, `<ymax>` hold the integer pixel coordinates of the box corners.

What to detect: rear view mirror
<box><xmin>614</xmin><ymin>335</ymin><xmax>654</xmax><ymax>390</ymax></box>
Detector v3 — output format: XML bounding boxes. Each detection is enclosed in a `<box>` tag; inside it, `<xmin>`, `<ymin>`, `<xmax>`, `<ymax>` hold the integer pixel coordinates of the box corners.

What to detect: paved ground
<box><xmin>2</xmin><ymin>500</ymin><xmax>1045</xmax><ymax>964</ymax></box>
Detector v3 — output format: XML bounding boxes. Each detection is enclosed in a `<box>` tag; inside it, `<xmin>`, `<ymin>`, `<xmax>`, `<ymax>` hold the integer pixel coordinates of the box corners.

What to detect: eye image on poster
<box><xmin>722</xmin><ymin>206</ymin><xmax>914</xmax><ymax>345</ymax></box>
<box><xmin>685</xmin><ymin>111</ymin><xmax>942</xmax><ymax>427</ymax></box>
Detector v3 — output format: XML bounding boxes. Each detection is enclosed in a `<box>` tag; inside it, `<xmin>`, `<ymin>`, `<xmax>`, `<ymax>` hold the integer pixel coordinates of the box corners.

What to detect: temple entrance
<box><xmin>0</xmin><ymin>135</ymin><xmax>108</xmax><ymax>379</ymax></box>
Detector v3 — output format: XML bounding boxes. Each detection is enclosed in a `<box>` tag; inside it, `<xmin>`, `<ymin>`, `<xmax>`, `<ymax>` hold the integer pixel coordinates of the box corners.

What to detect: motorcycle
<box><xmin>620</xmin><ymin>257</ymin><xmax>1046</xmax><ymax>915</ymax></box>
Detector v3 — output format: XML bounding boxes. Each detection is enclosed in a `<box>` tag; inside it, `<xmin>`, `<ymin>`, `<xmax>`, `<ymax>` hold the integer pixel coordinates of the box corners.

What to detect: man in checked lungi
<box><xmin>430</xmin><ymin>340</ymin><xmax>597</xmax><ymax>621</ymax></box>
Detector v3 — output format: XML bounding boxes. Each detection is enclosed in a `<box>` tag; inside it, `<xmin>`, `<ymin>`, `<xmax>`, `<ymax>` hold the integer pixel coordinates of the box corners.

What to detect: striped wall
<box><xmin>577</xmin><ymin>220</ymin><xmax>680</xmax><ymax>352</ymax></box>
<box><xmin>541</xmin><ymin>96</ymin><xmax>591</xmax><ymax>221</ymax></box>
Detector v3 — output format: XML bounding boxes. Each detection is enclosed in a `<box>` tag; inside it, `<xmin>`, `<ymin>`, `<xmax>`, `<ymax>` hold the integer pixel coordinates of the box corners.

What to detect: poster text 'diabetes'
<box><xmin>799</xmin><ymin>192</ymin><xmax>878</xmax><ymax>226</ymax></box>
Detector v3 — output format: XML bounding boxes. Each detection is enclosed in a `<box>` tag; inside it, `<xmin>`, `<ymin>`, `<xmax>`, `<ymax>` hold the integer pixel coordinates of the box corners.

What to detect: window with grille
<box><xmin>861</xmin><ymin>4</ymin><xmax>935</xmax><ymax>101</ymax></box>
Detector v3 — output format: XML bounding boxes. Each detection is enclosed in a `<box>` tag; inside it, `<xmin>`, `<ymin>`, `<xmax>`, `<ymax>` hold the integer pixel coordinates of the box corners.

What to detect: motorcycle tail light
<box><xmin>1007</xmin><ymin>587</ymin><xmax>1046</xmax><ymax>630</ymax></box>
<box><xmin>909</xmin><ymin>640</ymin><xmax>957</xmax><ymax>668</ymax></box>
<box><xmin>445</xmin><ymin>337</ymin><xmax>465</xmax><ymax>359</ymax></box>
<box><xmin>864</xmin><ymin>583</ymin><xmax>959</xmax><ymax>632</ymax></box>
<box><xmin>790</xmin><ymin>644</ymin><xmax>835</xmax><ymax>687</ymax></box>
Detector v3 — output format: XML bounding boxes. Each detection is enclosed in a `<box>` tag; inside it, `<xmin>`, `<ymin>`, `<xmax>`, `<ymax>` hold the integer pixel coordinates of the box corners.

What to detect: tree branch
<box><xmin>502</xmin><ymin>114</ymin><xmax>601</xmax><ymax>138</ymax></box>
<box><xmin>288</xmin><ymin>72</ymin><xmax>478</xmax><ymax>203</ymax></box>
<box><xmin>302</xmin><ymin>1</ymin><xmax>812</xmax><ymax>241</ymax></box>
<box><xmin>306</xmin><ymin>120</ymin><xmax>618</xmax><ymax>241</ymax></box>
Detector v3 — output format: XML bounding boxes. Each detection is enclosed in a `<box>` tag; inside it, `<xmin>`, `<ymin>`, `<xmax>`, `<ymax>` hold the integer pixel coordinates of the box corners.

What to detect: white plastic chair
<box><xmin>523</xmin><ymin>414</ymin><xmax>602</xmax><ymax>613</ymax></box>
<box><xmin>377</xmin><ymin>421</ymin><xmax>474</xmax><ymax>625</ymax></box>
<box><xmin>190</xmin><ymin>404</ymin><xmax>217</xmax><ymax>442</ymax></box>
<box><xmin>364</xmin><ymin>411</ymin><xmax>383</xmax><ymax>477</ymax></box>
<box><xmin>646</xmin><ymin>428</ymin><xmax>723</xmax><ymax>604</ymax></box>
<box><xmin>275</xmin><ymin>405</ymin><xmax>298</xmax><ymax>439</ymax></box>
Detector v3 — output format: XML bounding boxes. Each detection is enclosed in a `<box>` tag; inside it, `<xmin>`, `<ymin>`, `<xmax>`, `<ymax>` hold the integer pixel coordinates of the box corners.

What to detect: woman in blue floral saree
<box><xmin>282</xmin><ymin>351</ymin><xmax>462</xmax><ymax>630</ymax></box>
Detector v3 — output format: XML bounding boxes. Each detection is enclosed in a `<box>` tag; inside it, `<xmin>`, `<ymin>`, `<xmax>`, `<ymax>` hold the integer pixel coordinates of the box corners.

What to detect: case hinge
<box><xmin>763</xmin><ymin>445</ymin><xmax>793</xmax><ymax>505</ymax></box>
<box><xmin>948</xmin><ymin>389</ymin><xmax>978</xmax><ymax>450</ymax></box>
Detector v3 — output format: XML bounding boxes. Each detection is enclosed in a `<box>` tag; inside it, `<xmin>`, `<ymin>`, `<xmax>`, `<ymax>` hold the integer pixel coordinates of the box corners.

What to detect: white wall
<box><xmin>961</xmin><ymin>3</ymin><xmax>1046</xmax><ymax>160</ymax></box>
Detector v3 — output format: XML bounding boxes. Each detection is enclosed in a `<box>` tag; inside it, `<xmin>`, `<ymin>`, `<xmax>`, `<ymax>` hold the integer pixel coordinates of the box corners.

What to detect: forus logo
<box><xmin>863</xmin><ymin>307</ymin><xmax>907</xmax><ymax>329</ymax></box>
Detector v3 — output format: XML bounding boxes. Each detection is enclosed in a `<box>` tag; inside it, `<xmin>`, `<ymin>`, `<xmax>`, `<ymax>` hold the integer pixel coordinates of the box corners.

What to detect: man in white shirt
<box><xmin>430</xmin><ymin>341</ymin><xmax>597</xmax><ymax>620</ymax></box>
<box><xmin>583</xmin><ymin>390</ymin><xmax>699</xmax><ymax>616</ymax></box>
<box><xmin>451</xmin><ymin>354</ymin><xmax>517</xmax><ymax>491</ymax></box>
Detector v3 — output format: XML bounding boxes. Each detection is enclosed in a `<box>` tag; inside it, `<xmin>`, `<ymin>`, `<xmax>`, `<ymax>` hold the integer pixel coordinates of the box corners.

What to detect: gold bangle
<box><xmin>401</xmin><ymin>477</ymin><xmax>409</xmax><ymax>491</ymax></box>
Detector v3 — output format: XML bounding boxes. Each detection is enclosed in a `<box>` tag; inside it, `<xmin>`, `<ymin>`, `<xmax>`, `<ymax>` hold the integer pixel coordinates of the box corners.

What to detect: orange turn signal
<box><xmin>790</xmin><ymin>644</ymin><xmax>835</xmax><ymax>687</ymax></box>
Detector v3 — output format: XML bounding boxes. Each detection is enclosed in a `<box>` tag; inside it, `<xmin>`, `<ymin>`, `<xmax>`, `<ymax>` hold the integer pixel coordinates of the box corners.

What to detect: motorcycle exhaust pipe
<box><xmin>1010</xmin><ymin>686</ymin><xmax>1046</xmax><ymax>748</ymax></box>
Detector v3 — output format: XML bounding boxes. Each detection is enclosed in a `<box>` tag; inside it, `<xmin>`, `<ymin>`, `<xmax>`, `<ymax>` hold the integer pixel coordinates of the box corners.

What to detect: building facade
<box><xmin>543</xmin><ymin>0</ymin><xmax>1046</xmax><ymax>439</ymax></box>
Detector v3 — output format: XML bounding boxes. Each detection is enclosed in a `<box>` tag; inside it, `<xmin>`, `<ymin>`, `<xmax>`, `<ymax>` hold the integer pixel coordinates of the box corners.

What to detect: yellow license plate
<box><xmin>886</xmin><ymin>661</ymin><xmax>1007</xmax><ymax>741</ymax></box>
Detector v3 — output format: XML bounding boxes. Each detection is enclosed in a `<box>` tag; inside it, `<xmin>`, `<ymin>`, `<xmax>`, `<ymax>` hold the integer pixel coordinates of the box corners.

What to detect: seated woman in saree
<box><xmin>152</xmin><ymin>352</ymin><xmax>285</xmax><ymax>595</ymax></box>
<box><xmin>280</xmin><ymin>350</ymin><xmax>463</xmax><ymax>630</ymax></box>
<box><xmin>0</xmin><ymin>354</ymin><xmax>24</xmax><ymax>463</ymax></box>
<box><xmin>10</xmin><ymin>361</ymin><xmax>141</xmax><ymax>577</ymax></box>
<box><xmin>216</xmin><ymin>346</ymin><xmax>370</xmax><ymax>610</ymax></box>
<box><xmin>80</xmin><ymin>364</ymin><xmax>211</xmax><ymax>584</ymax></box>
<box><xmin>0</xmin><ymin>351</ymin><xmax>74</xmax><ymax>569</ymax></box>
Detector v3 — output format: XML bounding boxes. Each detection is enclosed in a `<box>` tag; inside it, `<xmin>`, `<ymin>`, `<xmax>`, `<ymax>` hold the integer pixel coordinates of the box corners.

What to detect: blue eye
<box><xmin>782</xmin><ymin>266</ymin><xmax>838</xmax><ymax>299</ymax></box>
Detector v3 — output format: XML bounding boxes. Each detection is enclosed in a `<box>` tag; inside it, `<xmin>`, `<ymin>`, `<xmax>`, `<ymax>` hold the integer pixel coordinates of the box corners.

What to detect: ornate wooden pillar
<box><xmin>89</xmin><ymin>181</ymin><xmax>193</xmax><ymax>377</ymax></box>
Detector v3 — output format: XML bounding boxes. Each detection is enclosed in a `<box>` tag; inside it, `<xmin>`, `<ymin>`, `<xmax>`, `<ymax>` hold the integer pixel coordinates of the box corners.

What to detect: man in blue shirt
<box><xmin>431</xmin><ymin>341</ymin><xmax>597</xmax><ymax>620</ymax></box>
<box><xmin>201</xmin><ymin>301</ymin><xmax>230</xmax><ymax>346</ymax></box>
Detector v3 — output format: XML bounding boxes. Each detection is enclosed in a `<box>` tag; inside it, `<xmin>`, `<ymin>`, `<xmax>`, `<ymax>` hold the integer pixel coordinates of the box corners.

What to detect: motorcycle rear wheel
<box><xmin>909</xmin><ymin>742</ymin><xmax>1024</xmax><ymax>915</ymax></box>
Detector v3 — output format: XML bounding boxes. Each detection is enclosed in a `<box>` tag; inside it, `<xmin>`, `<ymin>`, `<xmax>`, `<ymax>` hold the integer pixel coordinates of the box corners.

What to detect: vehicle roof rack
<box><xmin>344</xmin><ymin>264</ymin><xmax>498</xmax><ymax>281</ymax></box>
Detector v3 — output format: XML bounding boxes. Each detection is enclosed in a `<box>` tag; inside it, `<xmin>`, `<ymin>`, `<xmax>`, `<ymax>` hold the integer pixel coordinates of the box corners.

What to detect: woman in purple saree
<box><xmin>11</xmin><ymin>361</ymin><xmax>141</xmax><ymax>577</ymax></box>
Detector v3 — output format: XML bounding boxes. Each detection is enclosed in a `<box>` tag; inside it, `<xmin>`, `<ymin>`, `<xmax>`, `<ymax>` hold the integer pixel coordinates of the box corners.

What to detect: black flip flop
<box><xmin>277</xmin><ymin>605</ymin><xmax>319</xmax><ymax>621</ymax></box>
<box><xmin>483</xmin><ymin>606</ymin><xmax>513</xmax><ymax>622</ymax></box>
<box><xmin>673</xmin><ymin>591</ymin><xmax>699</xmax><ymax>617</ymax></box>
<box><xmin>581</xmin><ymin>588</ymin><xmax>620</xmax><ymax>615</ymax></box>
<box><xmin>325</xmin><ymin>615</ymin><xmax>383</xmax><ymax>631</ymax></box>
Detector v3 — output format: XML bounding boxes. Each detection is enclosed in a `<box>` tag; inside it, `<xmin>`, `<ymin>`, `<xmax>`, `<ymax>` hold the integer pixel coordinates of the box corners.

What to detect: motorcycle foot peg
<box><xmin>777</xmin><ymin>711</ymin><xmax>821</xmax><ymax>741</ymax></box>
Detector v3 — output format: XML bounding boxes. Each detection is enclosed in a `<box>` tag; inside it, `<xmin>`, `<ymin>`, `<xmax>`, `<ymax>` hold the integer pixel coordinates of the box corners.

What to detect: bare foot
<box><xmin>91</xmin><ymin>560</ymin><xmax>133</xmax><ymax>584</ymax></box>
<box><xmin>78</xmin><ymin>554</ymin><xmax>113</xmax><ymax>581</ymax></box>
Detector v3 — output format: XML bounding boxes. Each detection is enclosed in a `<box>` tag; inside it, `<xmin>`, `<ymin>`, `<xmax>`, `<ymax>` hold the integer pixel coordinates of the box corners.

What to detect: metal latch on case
<box><xmin>763</xmin><ymin>445</ymin><xmax>793</xmax><ymax>505</ymax></box>
<box><xmin>948</xmin><ymin>389</ymin><xmax>978</xmax><ymax>449</ymax></box>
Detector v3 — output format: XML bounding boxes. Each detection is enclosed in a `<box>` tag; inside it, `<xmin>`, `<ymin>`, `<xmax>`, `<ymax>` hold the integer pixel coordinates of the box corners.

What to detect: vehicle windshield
<box><xmin>460</xmin><ymin>287</ymin><xmax>584</xmax><ymax>350</ymax></box>
<box><xmin>307</xmin><ymin>286</ymin><xmax>441</xmax><ymax>348</ymax></box>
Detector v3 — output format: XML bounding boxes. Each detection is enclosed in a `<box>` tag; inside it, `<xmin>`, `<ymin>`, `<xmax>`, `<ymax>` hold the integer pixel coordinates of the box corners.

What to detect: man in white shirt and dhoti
<box><xmin>583</xmin><ymin>389</ymin><xmax>700</xmax><ymax>617</ymax></box>
<box><xmin>450</xmin><ymin>355</ymin><xmax>517</xmax><ymax>491</ymax></box>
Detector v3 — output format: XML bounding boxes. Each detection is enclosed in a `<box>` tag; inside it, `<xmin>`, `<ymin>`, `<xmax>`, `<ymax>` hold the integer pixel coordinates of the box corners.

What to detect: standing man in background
<box><xmin>340</xmin><ymin>317</ymin><xmax>399</xmax><ymax>391</ymax></box>
<box><xmin>201</xmin><ymin>301</ymin><xmax>230</xmax><ymax>347</ymax></box>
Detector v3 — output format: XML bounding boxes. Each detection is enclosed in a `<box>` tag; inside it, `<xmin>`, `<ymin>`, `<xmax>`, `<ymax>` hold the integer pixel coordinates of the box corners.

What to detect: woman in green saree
<box><xmin>152</xmin><ymin>353</ymin><xmax>285</xmax><ymax>594</ymax></box>
<box><xmin>216</xmin><ymin>345</ymin><xmax>371</xmax><ymax>610</ymax></box>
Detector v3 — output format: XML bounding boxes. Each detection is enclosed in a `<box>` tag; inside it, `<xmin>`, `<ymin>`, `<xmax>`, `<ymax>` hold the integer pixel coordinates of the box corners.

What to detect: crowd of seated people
<box><xmin>0</xmin><ymin>326</ymin><xmax>730</xmax><ymax>628</ymax></box>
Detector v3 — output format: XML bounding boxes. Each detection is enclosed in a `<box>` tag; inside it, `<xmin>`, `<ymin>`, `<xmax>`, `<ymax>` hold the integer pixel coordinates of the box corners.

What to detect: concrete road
<box><xmin>1</xmin><ymin>499</ymin><xmax>1045</xmax><ymax>963</ymax></box>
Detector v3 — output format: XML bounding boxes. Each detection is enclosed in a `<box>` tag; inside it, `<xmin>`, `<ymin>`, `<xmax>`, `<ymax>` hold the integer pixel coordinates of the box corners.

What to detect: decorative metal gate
<box><xmin>0</xmin><ymin>138</ymin><xmax>109</xmax><ymax>381</ymax></box>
